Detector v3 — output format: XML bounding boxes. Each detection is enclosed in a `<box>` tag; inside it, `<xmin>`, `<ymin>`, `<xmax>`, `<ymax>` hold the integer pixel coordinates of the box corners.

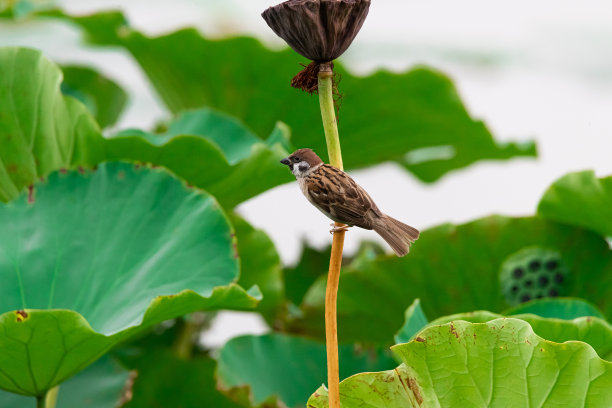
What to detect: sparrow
<box><xmin>281</xmin><ymin>148</ymin><xmax>419</xmax><ymax>256</ymax></box>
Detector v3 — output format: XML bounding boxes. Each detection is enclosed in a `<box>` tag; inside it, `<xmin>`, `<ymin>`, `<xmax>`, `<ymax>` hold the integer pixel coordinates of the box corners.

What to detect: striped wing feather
<box><xmin>305</xmin><ymin>164</ymin><xmax>380</xmax><ymax>229</ymax></box>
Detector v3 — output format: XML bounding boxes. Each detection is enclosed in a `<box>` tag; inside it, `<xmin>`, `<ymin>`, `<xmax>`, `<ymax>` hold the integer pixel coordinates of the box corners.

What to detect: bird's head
<box><xmin>280</xmin><ymin>148</ymin><xmax>323</xmax><ymax>178</ymax></box>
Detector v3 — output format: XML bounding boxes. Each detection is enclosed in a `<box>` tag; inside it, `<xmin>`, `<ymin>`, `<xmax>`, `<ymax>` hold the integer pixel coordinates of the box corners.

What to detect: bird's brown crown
<box><xmin>288</xmin><ymin>148</ymin><xmax>324</xmax><ymax>166</ymax></box>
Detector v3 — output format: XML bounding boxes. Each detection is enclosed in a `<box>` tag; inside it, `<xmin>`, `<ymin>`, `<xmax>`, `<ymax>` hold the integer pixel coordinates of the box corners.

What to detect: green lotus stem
<box><xmin>46</xmin><ymin>386</ymin><xmax>59</xmax><ymax>408</ymax></box>
<box><xmin>173</xmin><ymin>313</ymin><xmax>212</xmax><ymax>359</ymax></box>
<box><xmin>36</xmin><ymin>386</ymin><xmax>58</xmax><ymax>408</ymax></box>
<box><xmin>318</xmin><ymin>63</ymin><xmax>343</xmax><ymax>171</ymax></box>
<box><xmin>318</xmin><ymin>62</ymin><xmax>344</xmax><ymax>408</ymax></box>
<box><xmin>174</xmin><ymin>318</ymin><xmax>198</xmax><ymax>359</ymax></box>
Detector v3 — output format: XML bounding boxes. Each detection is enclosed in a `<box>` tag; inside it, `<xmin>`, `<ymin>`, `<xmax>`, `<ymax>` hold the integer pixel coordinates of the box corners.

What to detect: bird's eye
<box><xmin>292</xmin><ymin>157</ymin><xmax>300</xmax><ymax>163</ymax></box>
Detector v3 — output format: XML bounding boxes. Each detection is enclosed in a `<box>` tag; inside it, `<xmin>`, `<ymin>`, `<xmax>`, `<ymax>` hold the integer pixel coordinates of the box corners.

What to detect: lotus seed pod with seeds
<box><xmin>499</xmin><ymin>247</ymin><xmax>569</xmax><ymax>306</ymax></box>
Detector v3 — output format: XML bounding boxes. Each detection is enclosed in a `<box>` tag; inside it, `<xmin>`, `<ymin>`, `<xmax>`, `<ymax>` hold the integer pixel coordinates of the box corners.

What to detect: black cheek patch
<box><xmin>298</xmin><ymin>164</ymin><xmax>309</xmax><ymax>172</ymax></box>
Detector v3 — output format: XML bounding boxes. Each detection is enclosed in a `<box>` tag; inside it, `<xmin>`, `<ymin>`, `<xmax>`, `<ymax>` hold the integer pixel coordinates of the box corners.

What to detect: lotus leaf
<box><xmin>0</xmin><ymin>163</ymin><xmax>258</xmax><ymax>396</ymax></box>
<box><xmin>309</xmin><ymin>319</ymin><xmax>612</xmax><ymax>407</ymax></box>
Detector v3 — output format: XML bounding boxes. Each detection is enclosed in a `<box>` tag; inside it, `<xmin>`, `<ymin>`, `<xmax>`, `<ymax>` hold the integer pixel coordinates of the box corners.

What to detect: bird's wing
<box><xmin>305</xmin><ymin>164</ymin><xmax>379</xmax><ymax>229</ymax></box>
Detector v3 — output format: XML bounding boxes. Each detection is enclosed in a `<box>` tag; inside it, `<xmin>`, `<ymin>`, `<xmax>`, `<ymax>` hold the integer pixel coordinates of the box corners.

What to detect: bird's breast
<box><xmin>297</xmin><ymin>176</ymin><xmax>311</xmax><ymax>198</ymax></box>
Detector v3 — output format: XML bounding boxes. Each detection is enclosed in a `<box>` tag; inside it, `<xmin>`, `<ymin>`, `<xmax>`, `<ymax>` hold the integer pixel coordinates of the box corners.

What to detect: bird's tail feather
<box><xmin>373</xmin><ymin>215</ymin><xmax>420</xmax><ymax>257</ymax></box>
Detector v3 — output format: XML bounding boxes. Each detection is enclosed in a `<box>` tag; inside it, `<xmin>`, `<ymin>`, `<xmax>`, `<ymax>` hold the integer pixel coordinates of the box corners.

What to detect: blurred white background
<box><xmin>2</xmin><ymin>0</ymin><xmax>611</xmax><ymax>345</ymax></box>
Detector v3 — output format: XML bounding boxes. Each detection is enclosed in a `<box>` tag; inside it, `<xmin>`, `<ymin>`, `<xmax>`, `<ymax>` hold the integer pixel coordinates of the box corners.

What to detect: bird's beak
<box><xmin>280</xmin><ymin>158</ymin><xmax>291</xmax><ymax>166</ymax></box>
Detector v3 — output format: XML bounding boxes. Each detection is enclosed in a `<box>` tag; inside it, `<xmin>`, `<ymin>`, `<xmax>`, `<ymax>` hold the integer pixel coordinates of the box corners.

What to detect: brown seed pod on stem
<box><xmin>262</xmin><ymin>0</ymin><xmax>370</xmax><ymax>93</ymax></box>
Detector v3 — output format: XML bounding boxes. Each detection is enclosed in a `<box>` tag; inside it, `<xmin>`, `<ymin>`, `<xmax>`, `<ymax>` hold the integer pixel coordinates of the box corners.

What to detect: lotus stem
<box><xmin>318</xmin><ymin>62</ymin><xmax>344</xmax><ymax>408</ymax></box>
<box><xmin>174</xmin><ymin>318</ymin><xmax>197</xmax><ymax>359</ymax></box>
<box><xmin>173</xmin><ymin>313</ymin><xmax>211</xmax><ymax>359</ymax></box>
<box><xmin>318</xmin><ymin>64</ymin><xmax>343</xmax><ymax>170</ymax></box>
<box><xmin>46</xmin><ymin>386</ymin><xmax>59</xmax><ymax>408</ymax></box>
<box><xmin>36</xmin><ymin>386</ymin><xmax>58</xmax><ymax>408</ymax></box>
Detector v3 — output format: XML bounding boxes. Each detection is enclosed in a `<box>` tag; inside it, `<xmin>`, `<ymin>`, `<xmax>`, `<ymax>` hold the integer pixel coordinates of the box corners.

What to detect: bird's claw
<box><xmin>329</xmin><ymin>223</ymin><xmax>350</xmax><ymax>235</ymax></box>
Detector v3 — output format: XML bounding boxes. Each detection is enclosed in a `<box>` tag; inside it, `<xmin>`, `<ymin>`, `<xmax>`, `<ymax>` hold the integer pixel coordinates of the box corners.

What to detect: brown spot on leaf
<box><xmin>59</xmin><ymin>168</ymin><xmax>67</xmax><ymax>174</ymax></box>
<box><xmin>16</xmin><ymin>310</ymin><xmax>28</xmax><ymax>322</ymax></box>
<box><xmin>449</xmin><ymin>323</ymin><xmax>459</xmax><ymax>339</ymax></box>
<box><xmin>27</xmin><ymin>185</ymin><xmax>34</xmax><ymax>204</ymax></box>
<box><xmin>415</xmin><ymin>336</ymin><xmax>425</xmax><ymax>343</ymax></box>
<box><xmin>78</xmin><ymin>166</ymin><xmax>85</xmax><ymax>174</ymax></box>
<box><xmin>408</xmin><ymin>377</ymin><xmax>423</xmax><ymax>405</ymax></box>
<box><xmin>117</xmin><ymin>171</ymin><xmax>125</xmax><ymax>180</ymax></box>
<box><xmin>396</xmin><ymin>370</ymin><xmax>423</xmax><ymax>406</ymax></box>
<box><xmin>156</xmin><ymin>294</ymin><xmax>177</xmax><ymax>301</ymax></box>
<box><xmin>6</xmin><ymin>164</ymin><xmax>17</xmax><ymax>173</ymax></box>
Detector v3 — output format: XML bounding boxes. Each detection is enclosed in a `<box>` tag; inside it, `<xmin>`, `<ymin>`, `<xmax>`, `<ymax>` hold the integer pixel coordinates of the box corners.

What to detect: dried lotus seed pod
<box><xmin>262</xmin><ymin>0</ymin><xmax>370</xmax><ymax>62</ymax></box>
<box><xmin>262</xmin><ymin>0</ymin><xmax>371</xmax><ymax>92</ymax></box>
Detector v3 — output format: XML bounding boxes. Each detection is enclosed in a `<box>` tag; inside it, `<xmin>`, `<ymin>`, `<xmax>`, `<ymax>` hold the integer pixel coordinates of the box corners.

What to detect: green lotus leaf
<box><xmin>119</xmin><ymin>349</ymin><xmax>245</xmax><ymax>408</ymax></box>
<box><xmin>35</xmin><ymin>9</ymin><xmax>535</xmax><ymax>182</ymax></box>
<box><xmin>217</xmin><ymin>333</ymin><xmax>396</xmax><ymax>408</ymax></box>
<box><xmin>284</xmin><ymin>241</ymin><xmax>385</xmax><ymax>310</ymax></box>
<box><xmin>504</xmin><ymin>297</ymin><xmax>606</xmax><ymax>320</ymax></box>
<box><xmin>0</xmin><ymin>162</ymin><xmax>259</xmax><ymax>396</ymax></box>
<box><xmin>395</xmin><ymin>299</ymin><xmax>610</xmax><ymax>351</ymax></box>
<box><xmin>231</xmin><ymin>214</ymin><xmax>284</xmax><ymax>324</ymax></box>
<box><xmin>111</xmin><ymin>320</ymin><xmax>276</xmax><ymax>408</ymax></box>
<box><xmin>0</xmin><ymin>354</ymin><xmax>129</xmax><ymax>407</ymax></box>
<box><xmin>394</xmin><ymin>299</ymin><xmax>428</xmax><ymax>344</ymax></box>
<box><xmin>430</xmin><ymin>311</ymin><xmax>612</xmax><ymax>360</ymax></box>
<box><xmin>308</xmin><ymin>319</ymin><xmax>612</xmax><ymax>407</ymax></box>
<box><xmin>291</xmin><ymin>216</ymin><xmax>612</xmax><ymax>344</ymax></box>
<box><xmin>163</xmin><ymin>109</ymin><xmax>272</xmax><ymax>164</ymax></box>
<box><xmin>0</xmin><ymin>47</ymin><xmax>106</xmax><ymax>203</ymax></box>
<box><xmin>0</xmin><ymin>47</ymin><xmax>292</xmax><ymax>209</ymax></box>
<box><xmin>284</xmin><ymin>243</ymin><xmax>333</xmax><ymax>308</ymax></box>
<box><xmin>60</xmin><ymin>65</ymin><xmax>128</xmax><ymax>129</ymax></box>
<box><xmin>106</xmin><ymin>109</ymin><xmax>292</xmax><ymax>209</ymax></box>
<box><xmin>0</xmin><ymin>0</ymin><xmax>53</xmax><ymax>19</ymax></box>
<box><xmin>538</xmin><ymin>170</ymin><xmax>612</xmax><ymax>238</ymax></box>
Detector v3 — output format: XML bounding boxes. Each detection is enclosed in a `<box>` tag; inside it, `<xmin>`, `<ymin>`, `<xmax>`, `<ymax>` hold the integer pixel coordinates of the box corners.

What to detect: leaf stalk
<box><xmin>318</xmin><ymin>62</ymin><xmax>344</xmax><ymax>408</ymax></box>
<box><xmin>318</xmin><ymin>64</ymin><xmax>343</xmax><ymax>171</ymax></box>
<box><xmin>36</xmin><ymin>386</ymin><xmax>58</xmax><ymax>408</ymax></box>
